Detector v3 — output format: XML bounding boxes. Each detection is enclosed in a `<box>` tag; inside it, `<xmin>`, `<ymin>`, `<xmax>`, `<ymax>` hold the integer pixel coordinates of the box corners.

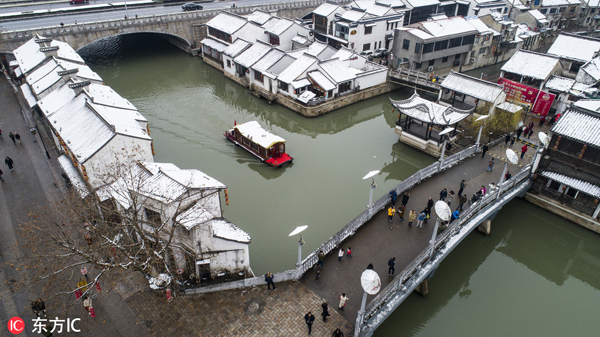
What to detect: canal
<box><xmin>80</xmin><ymin>34</ymin><xmax>600</xmax><ymax>336</ymax></box>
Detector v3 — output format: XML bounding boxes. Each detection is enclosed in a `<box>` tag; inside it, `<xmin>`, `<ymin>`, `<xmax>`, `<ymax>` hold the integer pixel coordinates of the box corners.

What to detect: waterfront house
<box><xmin>204</xmin><ymin>11</ymin><xmax>266</xmax><ymax>47</ymax></box>
<box><xmin>510</xmin><ymin>0</ymin><xmax>580</xmax><ymax>30</ymax></box>
<box><xmin>531</xmin><ymin>105</ymin><xmax>600</xmax><ymax>220</ymax></box>
<box><xmin>460</xmin><ymin>16</ymin><xmax>499</xmax><ymax>72</ymax></box>
<box><xmin>462</xmin><ymin>0</ymin><xmax>507</xmax><ymax>17</ymax></box>
<box><xmin>546</xmin><ymin>34</ymin><xmax>600</xmax><ymax>78</ymax></box>
<box><xmin>500</xmin><ymin>49</ymin><xmax>562</xmax><ymax>89</ymax></box>
<box><xmin>97</xmin><ymin>161</ymin><xmax>252</xmax><ymax>280</ymax></box>
<box><xmin>227</xmin><ymin>41</ymin><xmax>273</xmax><ymax>85</ymax></box>
<box><xmin>514</xmin><ymin>9</ymin><xmax>550</xmax><ymax>32</ymax></box>
<box><xmin>439</xmin><ymin>71</ymin><xmax>506</xmax><ymax>114</ymax></box>
<box><xmin>262</xmin><ymin>17</ymin><xmax>311</xmax><ymax>51</ymax></box>
<box><xmin>310</xmin><ymin>1</ymin><xmax>347</xmax><ymax>44</ymax></box>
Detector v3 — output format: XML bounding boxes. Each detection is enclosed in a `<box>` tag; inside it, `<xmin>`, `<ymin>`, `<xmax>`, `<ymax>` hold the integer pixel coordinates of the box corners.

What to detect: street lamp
<box><xmin>429</xmin><ymin>201</ymin><xmax>452</xmax><ymax>260</ymax></box>
<box><xmin>531</xmin><ymin>132</ymin><xmax>549</xmax><ymax>174</ymax></box>
<box><xmin>438</xmin><ymin>127</ymin><xmax>454</xmax><ymax>170</ymax></box>
<box><xmin>363</xmin><ymin>170</ymin><xmax>380</xmax><ymax>217</ymax></box>
<box><xmin>474</xmin><ymin>115</ymin><xmax>489</xmax><ymax>149</ymax></box>
<box><xmin>354</xmin><ymin>268</ymin><xmax>381</xmax><ymax>337</ymax></box>
<box><xmin>499</xmin><ymin>149</ymin><xmax>519</xmax><ymax>186</ymax></box>
<box><xmin>289</xmin><ymin>226</ymin><xmax>308</xmax><ymax>268</ymax></box>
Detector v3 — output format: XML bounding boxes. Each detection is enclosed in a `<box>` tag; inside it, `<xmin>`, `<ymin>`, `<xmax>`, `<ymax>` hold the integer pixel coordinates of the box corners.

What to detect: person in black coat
<box><xmin>305</xmin><ymin>312</ymin><xmax>315</xmax><ymax>335</ymax></box>
<box><xmin>401</xmin><ymin>192</ymin><xmax>410</xmax><ymax>207</ymax></box>
<box><xmin>332</xmin><ymin>328</ymin><xmax>344</xmax><ymax>337</ymax></box>
<box><xmin>321</xmin><ymin>303</ymin><xmax>330</xmax><ymax>322</ymax></box>
<box><xmin>516</xmin><ymin>127</ymin><xmax>523</xmax><ymax>140</ymax></box>
<box><xmin>439</xmin><ymin>189</ymin><xmax>447</xmax><ymax>201</ymax></box>
<box><xmin>481</xmin><ymin>144</ymin><xmax>489</xmax><ymax>158</ymax></box>
<box><xmin>427</xmin><ymin>197</ymin><xmax>434</xmax><ymax>210</ymax></box>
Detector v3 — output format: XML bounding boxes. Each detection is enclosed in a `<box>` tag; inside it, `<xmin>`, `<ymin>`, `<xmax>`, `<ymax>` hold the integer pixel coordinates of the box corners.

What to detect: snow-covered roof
<box><xmin>496</xmin><ymin>102</ymin><xmax>523</xmax><ymax>113</ymax></box>
<box><xmin>501</xmin><ymin>50</ymin><xmax>560</xmax><ymax>80</ymax></box>
<box><xmin>245</xmin><ymin>10</ymin><xmax>272</xmax><ymax>25</ymax></box>
<box><xmin>319</xmin><ymin>58</ymin><xmax>358</xmax><ymax>84</ymax></box>
<box><xmin>308</xmin><ymin>70</ymin><xmax>336</xmax><ymax>91</ymax></box>
<box><xmin>209</xmin><ymin>219</ymin><xmax>251</xmax><ymax>243</ymax></box>
<box><xmin>403</xmin><ymin>0</ymin><xmax>439</xmax><ymax>7</ymax></box>
<box><xmin>528</xmin><ymin>9</ymin><xmax>547</xmax><ymax>22</ymax></box>
<box><xmin>233</xmin><ymin>121</ymin><xmax>285</xmax><ymax>149</ymax></box>
<box><xmin>25</xmin><ymin>58</ymin><xmax>58</xmax><ymax>84</ymax></box>
<box><xmin>540</xmin><ymin>0</ymin><xmax>578</xmax><ymax>6</ymax></box>
<box><xmin>544</xmin><ymin>75</ymin><xmax>575</xmax><ymax>93</ymax></box>
<box><xmin>374</xmin><ymin>0</ymin><xmax>406</xmax><ymax>8</ymax></box>
<box><xmin>291</xmin><ymin>78</ymin><xmax>311</xmax><ymax>89</ymax></box>
<box><xmin>441</xmin><ymin>71</ymin><xmax>504</xmax><ymax>102</ymax></box>
<box><xmin>277</xmin><ymin>54</ymin><xmax>318</xmax><ymax>84</ymax></box>
<box><xmin>541</xmin><ymin>171</ymin><xmax>600</xmax><ymax>198</ymax></box>
<box><xmin>403</xmin><ymin>27</ymin><xmax>434</xmax><ymax>40</ymax></box>
<box><xmin>224</xmin><ymin>39</ymin><xmax>251</xmax><ymax>57</ymax></box>
<box><xmin>547</xmin><ymin>34</ymin><xmax>600</xmax><ymax>63</ymax></box>
<box><xmin>331</xmin><ymin>47</ymin><xmax>356</xmax><ymax>61</ymax></box>
<box><xmin>420</xmin><ymin>16</ymin><xmax>478</xmax><ymax>38</ymax></box>
<box><xmin>87</xmin><ymin>102</ymin><xmax>149</xmax><ymax>140</ymax></box>
<box><xmin>58</xmin><ymin>154</ymin><xmax>90</xmax><ymax>198</ymax></box>
<box><xmin>341</xmin><ymin>10</ymin><xmax>367</xmax><ymax>22</ymax></box>
<box><xmin>306</xmin><ymin>40</ymin><xmax>331</xmax><ymax>57</ymax></box>
<box><xmin>297</xmin><ymin>90</ymin><xmax>316</xmax><ymax>104</ymax></box>
<box><xmin>36</xmin><ymin>83</ymin><xmax>75</xmax><ymax>116</ymax></box>
<box><xmin>162</xmin><ymin>169</ymin><xmax>226</xmax><ymax>190</ymax></box>
<box><xmin>234</xmin><ymin>42</ymin><xmax>272</xmax><ymax>69</ymax></box>
<box><xmin>86</xmin><ymin>83</ymin><xmax>137</xmax><ymax>110</ymax></box>
<box><xmin>20</xmin><ymin>83</ymin><xmax>37</xmax><ymax>108</ymax></box>
<box><xmin>12</xmin><ymin>36</ymin><xmax>84</xmax><ymax>74</ymax></box>
<box><xmin>551</xmin><ymin>108</ymin><xmax>600</xmax><ymax>148</ymax></box>
<box><xmin>56</xmin><ymin>59</ymin><xmax>102</xmax><ymax>83</ymax></box>
<box><xmin>31</xmin><ymin>69</ymin><xmax>61</xmax><ymax>96</ymax></box>
<box><xmin>574</xmin><ymin>100</ymin><xmax>600</xmax><ymax>112</ymax></box>
<box><xmin>206</xmin><ymin>12</ymin><xmax>248</xmax><ymax>35</ymax></box>
<box><xmin>200</xmin><ymin>37</ymin><xmax>229</xmax><ymax>53</ymax></box>
<box><xmin>464</xmin><ymin>16</ymin><xmax>493</xmax><ymax>34</ymax></box>
<box><xmin>176</xmin><ymin>202</ymin><xmax>215</xmax><ymax>230</ymax></box>
<box><xmin>580</xmin><ymin>57</ymin><xmax>600</xmax><ymax>82</ymax></box>
<box><xmin>292</xmin><ymin>35</ymin><xmax>309</xmax><ymax>45</ymax></box>
<box><xmin>312</xmin><ymin>2</ymin><xmax>340</xmax><ymax>16</ymax></box>
<box><xmin>262</xmin><ymin>17</ymin><xmax>294</xmax><ymax>35</ymax></box>
<box><xmin>390</xmin><ymin>93</ymin><xmax>473</xmax><ymax>125</ymax></box>
<box><xmin>252</xmin><ymin>49</ymin><xmax>286</xmax><ymax>73</ymax></box>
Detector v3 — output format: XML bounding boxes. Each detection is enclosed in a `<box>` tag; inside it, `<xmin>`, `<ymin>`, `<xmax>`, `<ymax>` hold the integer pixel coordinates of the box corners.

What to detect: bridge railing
<box><xmin>361</xmin><ymin>164</ymin><xmax>532</xmax><ymax>332</ymax></box>
<box><xmin>295</xmin><ymin>144</ymin><xmax>478</xmax><ymax>276</ymax></box>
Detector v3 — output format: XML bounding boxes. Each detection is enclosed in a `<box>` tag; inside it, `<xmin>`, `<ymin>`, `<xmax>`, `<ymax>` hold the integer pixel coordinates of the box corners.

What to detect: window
<box><xmin>339</xmin><ymin>81</ymin><xmax>352</xmax><ymax>93</ymax></box>
<box><xmin>363</xmin><ymin>43</ymin><xmax>371</xmax><ymax>51</ymax></box>
<box><xmin>559</xmin><ymin>6</ymin><xmax>566</xmax><ymax>12</ymax></box>
<box><xmin>504</xmin><ymin>7</ymin><xmax>508</xmax><ymax>13</ymax></box>
<box><xmin>540</xmin><ymin>8</ymin><xmax>547</xmax><ymax>14</ymax></box>
<box><xmin>254</xmin><ymin>70</ymin><xmax>263</xmax><ymax>83</ymax></box>
<box><xmin>422</xmin><ymin>43</ymin><xmax>434</xmax><ymax>53</ymax></box>
<box><xmin>449</xmin><ymin>37</ymin><xmax>462</xmax><ymax>48</ymax></box>
<box><xmin>534</xmin><ymin>0</ymin><xmax>539</xmax><ymax>5</ymax></box>
<box><xmin>365</xmin><ymin>26</ymin><xmax>373</xmax><ymax>35</ymax></box>
<box><xmin>550</xmin><ymin>8</ymin><xmax>557</xmax><ymax>13</ymax></box>
<box><xmin>475</xmin><ymin>36</ymin><xmax>480</xmax><ymax>44</ymax></box>
<box><xmin>226</xmin><ymin>60</ymin><xmax>231</xmax><ymax>68</ymax></box>
<box><xmin>269</xmin><ymin>34</ymin><xmax>280</xmax><ymax>46</ymax></box>
<box><xmin>145</xmin><ymin>208</ymin><xmax>162</xmax><ymax>226</ymax></box>
<box><xmin>593</xmin><ymin>8</ymin><xmax>597</xmax><ymax>13</ymax></box>
<box><xmin>442</xmin><ymin>56</ymin><xmax>449</xmax><ymax>63</ymax></box>
<box><xmin>570</xmin><ymin>7</ymin><xmax>575</xmax><ymax>13</ymax></box>
<box><xmin>414</xmin><ymin>42</ymin><xmax>422</xmax><ymax>53</ymax></box>
<box><xmin>479</xmin><ymin>47</ymin><xmax>487</xmax><ymax>55</ymax></box>
<box><xmin>434</xmin><ymin>40</ymin><xmax>449</xmax><ymax>51</ymax></box>
<box><xmin>455</xmin><ymin>53</ymin><xmax>461</xmax><ymax>60</ymax></box>
<box><xmin>335</xmin><ymin>24</ymin><xmax>349</xmax><ymax>40</ymax></box>
<box><xmin>462</xmin><ymin>35</ymin><xmax>475</xmax><ymax>45</ymax></box>
<box><xmin>428</xmin><ymin>59</ymin><xmax>435</xmax><ymax>66</ymax></box>
<box><xmin>278</xmin><ymin>81</ymin><xmax>289</xmax><ymax>92</ymax></box>
<box><xmin>402</xmin><ymin>39</ymin><xmax>410</xmax><ymax>50</ymax></box>
<box><xmin>208</xmin><ymin>27</ymin><xmax>232</xmax><ymax>43</ymax></box>
<box><xmin>414</xmin><ymin>61</ymin><xmax>422</xmax><ymax>69</ymax></box>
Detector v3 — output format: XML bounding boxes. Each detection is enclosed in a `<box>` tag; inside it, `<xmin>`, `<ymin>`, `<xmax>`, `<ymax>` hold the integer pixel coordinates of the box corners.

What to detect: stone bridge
<box><xmin>0</xmin><ymin>0</ymin><xmax>324</xmax><ymax>53</ymax></box>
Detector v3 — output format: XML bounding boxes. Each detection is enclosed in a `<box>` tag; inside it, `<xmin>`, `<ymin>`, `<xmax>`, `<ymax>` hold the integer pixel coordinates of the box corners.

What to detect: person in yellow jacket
<box><xmin>408</xmin><ymin>210</ymin><xmax>416</xmax><ymax>228</ymax></box>
<box><xmin>387</xmin><ymin>205</ymin><xmax>396</xmax><ymax>223</ymax></box>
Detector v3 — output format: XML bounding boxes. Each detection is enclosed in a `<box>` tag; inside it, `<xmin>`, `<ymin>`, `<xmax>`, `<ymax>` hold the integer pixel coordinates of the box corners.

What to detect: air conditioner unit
<box><xmin>453</xmin><ymin>60</ymin><xmax>460</xmax><ymax>66</ymax></box>
<box><xmin>427</xmin><ymin>66</ymin><xmax>434</xmax><ymax>71</ymax></box>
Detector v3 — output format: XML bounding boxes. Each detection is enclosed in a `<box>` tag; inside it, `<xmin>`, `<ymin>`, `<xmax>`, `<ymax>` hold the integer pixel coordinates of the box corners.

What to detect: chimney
<box><xmin>40</xmin><ymin>46</ymin><xmax>59</xmax><ymax>58</ymax></box>
<box><xmin>34</xmin><ymin>37</ymin><xmax>52</xmax><ymax>46</ymax></box>
<box><xmin>68</xmin><ymin>80</ymin><xmax>91</xmax><ymax>96</ymax></box>
<box><xmin>57</xmin><ymin>68</ymin><xmax>79</xmax><ymax>82</ymax></box>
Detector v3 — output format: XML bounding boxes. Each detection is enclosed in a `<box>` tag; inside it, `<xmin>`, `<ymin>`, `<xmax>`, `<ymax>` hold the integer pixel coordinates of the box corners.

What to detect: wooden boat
<box><xmin>224</xmin><ymin>121</ymin><xmax>293</xmax><ymax>167</ymax></box>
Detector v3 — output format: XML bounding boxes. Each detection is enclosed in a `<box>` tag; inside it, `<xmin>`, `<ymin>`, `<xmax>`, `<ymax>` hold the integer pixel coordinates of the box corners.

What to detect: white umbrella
<box><xmin>288</xmin><ymin>225</ymin><xmax>308</xmax><ymax>237</ymax></box>
<box><xmin>505</xmin><ymin>149</ymin><xmax>519</xmax><ymax>164</ymax></box>
<box><xmin>434</xmin><ymin>201</ymin><xmax>452</xmax><ymax>221</ymax></box>
<box><xmin>362</xmin><ymin>170</ymin><xmax>380</xmax><ymax>180</ymax></box>
<box><xmin>538</xmin><ymin>132</ymin><xmax>549</xmax><ymax>147</ymax></box>
<box><xmin>360</xmin><ymin>269</ymin><xmax>381</xmax><ymax>295</ymax></box>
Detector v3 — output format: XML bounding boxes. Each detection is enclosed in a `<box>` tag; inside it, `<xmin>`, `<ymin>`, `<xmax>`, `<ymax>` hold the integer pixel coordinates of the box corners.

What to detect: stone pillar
<box><xmin>478</xmin><ymin>219</ymin><xmax>491</xmax><ymax>236</ymax></box>
<box><xmin>415</xmin><ymin>279</ymin><xmax>429</xmax><ymax>297</ymax></box>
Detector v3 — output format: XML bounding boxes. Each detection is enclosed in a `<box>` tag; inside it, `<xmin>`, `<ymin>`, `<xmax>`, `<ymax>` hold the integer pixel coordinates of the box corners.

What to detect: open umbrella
<box><xmin>434</xmin><ymin>200</ymin><xmax>452</xmax><ymax>221</ymax></box>
<box><xmin>360</xmin><ymin>269</ymin><xmax>381</xmax><ymax>295</ymax></box>
<box><xmin>505</xmin><ymin>149</ymin><xmax>519</xmax><ymax>164</ymax></box>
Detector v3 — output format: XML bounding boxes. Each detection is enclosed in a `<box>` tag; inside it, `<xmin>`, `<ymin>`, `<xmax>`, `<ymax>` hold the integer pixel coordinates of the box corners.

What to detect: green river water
<box><xmin>80</xmin><ymin>34</ymin><xmax>600</xmax><ymax>336</ymax></box>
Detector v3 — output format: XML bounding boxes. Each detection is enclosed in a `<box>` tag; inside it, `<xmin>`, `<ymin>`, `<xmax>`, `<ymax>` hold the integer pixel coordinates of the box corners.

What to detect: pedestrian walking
<box><xmin>304</xmin><ymin>311</ymin><xmax>315</xmax><ymax>335</ymax></box>
<box><xmin>31</xmin><ymin>298</ymin><xmax>46</xmax><ymax>317</ymax></box>
<box><xmin>505</xmin><ymin>133</ymin><xmax>511</xmax><ymax>145</ymax></box>
<box><xmin>314</xmin><ymin>264</ymin><xmax>321</xmax><ymax>283</ymax></box>
<box><xmin>0</xmin><ymin>168</ymin><xmax>4</xmax><ymax>182</ymax></box>
<box><xmin>487</xmin><ymin>158</ymin><xmax>494</xmax><ymax>172</ymax></box>
<box><xmin>8</xmin><ymin>132</ymin><xmax>15</xmax><ymax>144</ymax></box>
<box><xmin>521</xmin><ymin>144</ymin><xmax>528</xmax><ymax>159</ymax></box>
<box><xmin>439</xmin><ymin>188</ymin><xmax>447</xmax><ymax>201</ymax></box>
<box><xmin>332</xmin><ymin>328</ymin><xmax>344</xmax><ymax>337</ymax></box>
<box><xmin>416</xmin><ymin>211</ymin><xmax>426</xmax><ymax>228</ymax></box>
<box><xmin>510</xmin><ymin>136</ymin><xmax>515</xmax><ymax>147</ymax></box>
<box><xmin>14</xmin><ymin>132</ymin><xmax>21</xmax><ymax>144</ymax></box>
<box><xmin>80</xmin><ymin>265</ymin><xmax>88</xmax><ymax>280</ymax></box>
<box><xmin>346</xmin><ymin>247</ymin><xmax>352</xmax><ymax>258</ymax></box>
<box><xmin>539</xmin><ymin>116</ymin><xmax>546</xmax><ymax>127</ymax></box>
<box><xmin>388</xmin><ymin>257</ymin><xmax>396</xmax><ymax>276</ymax></box>
<box><xmin>447</xmin><ymin>191</ymin><xmax>455</xmax><ymax>206</ymax></box>
<box><xmin>5</xmin><ymin>156</ymin><xmax>14</xmax><ymax>171</ymax></box>
<box><xmin>338</xmin><ymin>248</ymin><xmax>344</xmax><ymax>261</ymax></box>
<box><xmin>401</xmin><ymin>192</ymin><xmax>410</xmax><ymax>207</ymax></box>
<box><xmin>480</xmin><ymin>185</ymin><xmax>487</xmax><ymax>195</ymax></box>
<box><xmin>318</xmin><ymin>250</ymin><xmax>325</xmax><ymax>268</ymax></box>
<box><xmin>528</xmin><ymin>121</ymin><xmax>534</xmax><ymax>131</ymax></box>
<box><xmin>457</xmin><ymin>194</ymin><xmax>467</xmax><ymax>212</ymax></box>
<box><xmin>265</xmin><ymin>272</ymin><xmax>276</xmax><ymax>291</ymax></box>
<box><xmin>481</xmin><ymin>143</ymin><xmax>489</xmax><ymax>158</ymax></box>
<box><xmin>523</xmin><ymin>127</ymin><xmax>529</xmax><ymax>139</ymax></box>
<box><xmin>321</xmin><ymin>302</ymin><xmax>331</xmax><ymax>322</ymax></box>
<box><xmin>423</xmin><ymin>207</ymin><xmax>431</xmax><ymax>224</ymax></box>
<box><xmin>516</xmin><ymin>127</ymin><xmax>523</xmax><ymax>140</ymax></box>
<box><xmin>82</xmin><ymin>296</ymin><xmax>92</xmax><ymax>312</ymax></box>
<box><xmin>41</xmin><ymin>324</ymin><xmax>54</xmax><ymax>337</ymax></box>
<box><xmin>338</xmin><ymin>293</ymin><xmax>349</xmax><ymax>310</ymax></box>
<box><xmin>389</xmin><ymin>189</ymin><xmax>397</xmax><ymax>206</ymax></box>
<box><xmin>408</xmin><ymin>209</ymin><xmax>416</xmax><ymax>228</ymax></box>
<box><xmin>527</xmin><ymin>128</ymin><xmax>534</xmax><ymax>139</ymax></box>
<box><xmin>505</xmin><ymin>171</ymin><xmax>512</xmax><ymax>180</ymax></box>
<box><xmin>427</xmin><ymin>197</ymin><xmax>433</xmax><ymax>210</ymax></box>
<box><xmin>549</xmin><ymin>115</ymin><xmax>558</xmax><ymax>127</ymax></box>
<box><xmin>387</xmin><ymin>205</ymin><xmax>396</xmax><ymax>223</ymax></box>
<box><xmin>396</xmin><ymin>205</ymin><xmax>405</xmax><ymax>222</ymax></box>
<box><xmin>458</xmin><ymin>180</ymin><xmax>466</xmax><ymax>197</ymax></box>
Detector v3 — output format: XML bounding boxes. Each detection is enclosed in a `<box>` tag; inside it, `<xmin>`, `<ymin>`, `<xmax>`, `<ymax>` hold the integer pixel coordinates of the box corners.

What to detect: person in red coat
<box><xmin>521</xmin><ymin>144</ymin><xmax>528</xmax><ymax>159</ymax></box>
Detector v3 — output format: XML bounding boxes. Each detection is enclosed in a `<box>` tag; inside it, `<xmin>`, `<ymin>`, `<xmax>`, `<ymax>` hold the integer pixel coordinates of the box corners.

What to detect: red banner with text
<box><xmin>497</xmin><ymin>78</ymin><xmax>555</xmax><ymax>116</ymax></box>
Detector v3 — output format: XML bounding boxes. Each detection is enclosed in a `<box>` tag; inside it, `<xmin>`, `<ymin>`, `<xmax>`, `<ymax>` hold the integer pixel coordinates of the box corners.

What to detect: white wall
<box><xmin>355</xmin><ymin>69</ymin><xmax>387</xmax><ymax>89</ymax></box>
<box><xmin>233</xmin><ymin>22</ymin><xmax>268</xmax><ymax>44</ymax></box>
<box><xmin>223</xmin><ymin>55</ymin><xmax>237</xmax><ymax>77</ymax></box>
<box><xmin>278</xmin><ymin>24</ymin><xmax>310</xmax><ymax>51</ymax></box>
<box><xmin>348</xmin><ymin>20</ymin><xmax>391</xmax><ymax>52</ymax></box>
